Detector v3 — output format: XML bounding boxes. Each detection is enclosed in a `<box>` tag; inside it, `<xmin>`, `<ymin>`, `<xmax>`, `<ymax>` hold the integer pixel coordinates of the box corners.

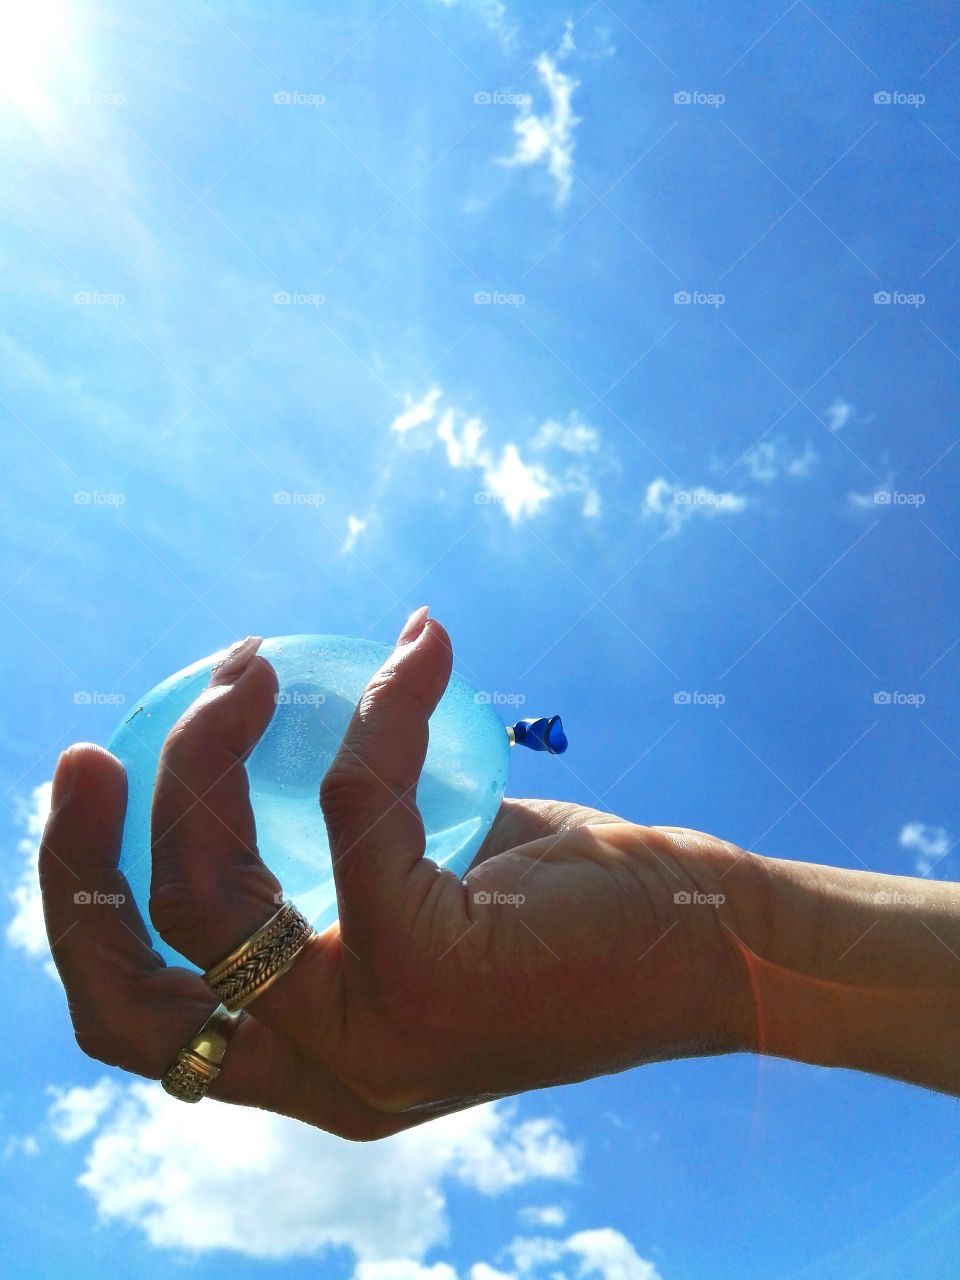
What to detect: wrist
<box><xmin>735</xmin><ymin>852</ymin><xmax>960</xmax><ymax>1095</ymax></box>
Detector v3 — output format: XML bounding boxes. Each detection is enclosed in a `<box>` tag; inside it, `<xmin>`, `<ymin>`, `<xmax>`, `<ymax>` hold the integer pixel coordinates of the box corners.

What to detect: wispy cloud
<box><xmin>741</xmin><ymin>437</ymin><xmax>818</xmax><ymax>483</ymax></box>
<box><xmin>501</xmin><ymin>54</ymin><xmax>580</xmax><ymax>205</ymax></box>
<box><xmin>826</xmin><ymin>398</ymin><xmax>854</xmax><ymax>431</ymax></box>
<box><xmin>643</xmin><ymin>477</ymin><xmax>747</xmax><ymax>534</ymax></box>
<box><xmin>341</xmin><ymin>514</ymin><xmax>367</xmax><ymax>555</ymax></box>
<box><xmin>900</xmin><ymin>822</ymin><xmax>952</xmax><ymax>876</ymax></box>
<box><xmin>5</xmin><ymin>781</ymin><xmax>58</xmax><ymax>981</ymax></box>
<box><xmin>389</xmin><ymin>389</ymin><xmax>609</xmax><ymax>522</ymax></box>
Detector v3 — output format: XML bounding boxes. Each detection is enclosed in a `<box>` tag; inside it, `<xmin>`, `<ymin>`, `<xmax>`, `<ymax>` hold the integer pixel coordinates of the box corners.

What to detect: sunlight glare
<box><xmin>0</xmin><ymin>0</ymin><xmax>68</xmax><ymax>115</ymax></box>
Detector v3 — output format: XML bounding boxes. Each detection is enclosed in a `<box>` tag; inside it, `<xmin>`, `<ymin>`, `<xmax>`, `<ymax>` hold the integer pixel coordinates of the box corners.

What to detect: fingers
<box><xmin>149</xmin><ymin>638</ymin><xmax>284</xmax><ymax>967</ymax></box>
<box><xmin>320</xmin><ymin>608</ymin><xmax>453</xmax><ymax>952</ymax></box>
<box><xmin>37</xmin><ymin>744</ymin><xmax>409</xmax><ymax>1139</ymax></box>
<box><xmin>40</xmin><ymin>742</ymin><xmax>219</xmax><ymax>1070</ymax></box>
<box><xmin>144</xmin><ymin>613</ymin><xmax>452</xmax><ymax>1083</ymax></box>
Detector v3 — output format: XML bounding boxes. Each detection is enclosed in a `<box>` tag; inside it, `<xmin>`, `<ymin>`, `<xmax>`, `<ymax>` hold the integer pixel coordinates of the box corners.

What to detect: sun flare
<box><xmin>0</xmin><ymin>0</ymin><xmax>68</xmax><ymax>115</ymax></box>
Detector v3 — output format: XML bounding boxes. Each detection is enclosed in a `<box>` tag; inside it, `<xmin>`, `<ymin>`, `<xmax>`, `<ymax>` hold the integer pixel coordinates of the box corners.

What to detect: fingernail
<box><xmin>396</xmin><ymin>606</ymin><xmax>429</xmax><ymax>647</ymax></box>
<box><xmin>210</xmin><ymin>636</ymin><xmax>263</xmax><ymax>687</ymax></box>
<box><xmin>51</xmin><ymin>750</ymin><xmax>75</xmax><ymax>809</ymax></box>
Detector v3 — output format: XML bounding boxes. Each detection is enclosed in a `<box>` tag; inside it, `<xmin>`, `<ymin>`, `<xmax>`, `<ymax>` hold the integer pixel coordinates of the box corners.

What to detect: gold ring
<box><xmin>161</xmin><ymin>1004</ymin><xmax>244</xmax><ymax>1104</ymax></box>
<box><xmin>203</xmin><ymin>900</ymin><xmax>315</xmax><ymax>1013</ymax></box>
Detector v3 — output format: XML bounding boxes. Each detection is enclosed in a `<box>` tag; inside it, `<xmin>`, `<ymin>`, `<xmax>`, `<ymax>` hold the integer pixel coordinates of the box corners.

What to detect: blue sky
<box><xmin>3</xmin><ymin>0</ymin><xmax>960</xmax><ymax>1276</ymax></box>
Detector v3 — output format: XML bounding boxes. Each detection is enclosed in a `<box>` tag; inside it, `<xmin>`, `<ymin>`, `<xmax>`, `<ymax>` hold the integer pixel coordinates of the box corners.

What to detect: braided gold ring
<box><xmin>203</xmin><ymin>900</ymin><xmax>315</xmax><ymax>1013</ymax></box>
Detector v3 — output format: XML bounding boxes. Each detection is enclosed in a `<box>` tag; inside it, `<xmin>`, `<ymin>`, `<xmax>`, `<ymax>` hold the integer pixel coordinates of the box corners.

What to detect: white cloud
<box><xmin>49</xmin><ymin>1083</ymin><xmax>578</xmax><ymax>1263</ymax></box>
<box><xmin>565</xmin><ymin>1228</ymin><xmax>662</xmax><ymax>1280</ymax></box>
<box><xmin>557</xmin><ymin>19</ymin><xmax>576</xmax><ymax>58</ymax></box>
<box><xmin>740</xmin><ymin>437</ymin><xmax>817</xmax><ymax>483</ymax></box>
<box><xmin>848</xmin><ymin>472</ymin><xmax>894</xmax><ymax>510</ymax></box>
<box><xmin>499</xmin><ymin>1229</ymin><xmax>662</xmax><ymax>1280</ymax></box>
<box><xmin>48</xmin><ymin>1080</ymin><xmax>120</xmax><ymax>1142</ymax></box>
<box><xmin>342</xmin><ymin>513</ymin><xmax>367</xmax><ymax>554</ymax></box>
<box><xmin>357</xmin><ymin>1264</ymin><xmax>459</xmax><ymax>1280</ymax></box>
<box><xmin>389</xmin><ymin>390</ymin><xmax>609</xmax><ymax>523</ymax></box>
<box><xmin>900</xmin><ymin>822</ymin><xmax>952</xmax><ymax>876</ymax></box>
<box><xmin>392</xmin><ymin>387</ymin><xmax>443</xmax><ymax>434</ymax></box>
<box><xmin>435</xmin><ymin>0</ymin><xmax>517</xmax><ymax>47</ymax></box>
<box><xmin>826</xmin><ymin>399</ymin><xmax>853</xmax><ymax>431</ymax></box>
<box><xmin>643</xmin><ymin>477</ymin><xmax>747</xmax><ymax>534</ymax></box>
<box><xmin>5</xmin><ymin>780</ymin><xmax>59</xmax><ymax>980</ymax></box>
<box><xmin>531</xmin><ymin>420</ymin><xmax>600</xmax><ymax>457</ymax></box>
<box><xmin>501</xmin><ymin>54</ymin><xmax>580</xmax><ymax>205</ymax></box>
<box><xmin>517</xmin><ymin>1204</ymin><xmax>567</xmax><ymax>1228</ymax></box>
<box><xmin>483</xmin><ymin>445</ymin><xmax>553</xmax><ymax>520</ymax></box>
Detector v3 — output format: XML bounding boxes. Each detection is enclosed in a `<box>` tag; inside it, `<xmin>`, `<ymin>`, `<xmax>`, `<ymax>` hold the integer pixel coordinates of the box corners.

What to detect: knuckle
<box><xmin>148</xmin><ymin>881</ymin><xmax>215</xmax><ymax>959</ymax></box>
<box><xmin>320</xmin><ymin>757</ymin><xmax>373</xmax><ymax>813</ymax></box>
<box><xmin>73</xmin><ymin>1014</ymin><xmax>149</xmax><ymax>1076</ymax></box>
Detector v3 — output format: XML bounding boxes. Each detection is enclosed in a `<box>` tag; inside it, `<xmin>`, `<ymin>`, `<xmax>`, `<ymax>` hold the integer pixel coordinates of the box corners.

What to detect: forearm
<box><xmin>733</xmin><ymin>852</ymin><xmax>960</xmax><ymax>1096</ymax></box>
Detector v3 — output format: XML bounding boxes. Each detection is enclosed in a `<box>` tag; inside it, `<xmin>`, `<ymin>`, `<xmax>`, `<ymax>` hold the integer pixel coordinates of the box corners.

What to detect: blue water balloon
<box><xmin>108</xmin><ymin>634</ymin><xmax>563</xmax><ymax>967</ymax></box>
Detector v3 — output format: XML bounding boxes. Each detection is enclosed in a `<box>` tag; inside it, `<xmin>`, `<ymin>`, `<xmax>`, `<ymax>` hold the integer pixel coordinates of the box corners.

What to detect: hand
<box><xmin>40</xmin><ymin>612</ymin><xmax>757</xmax><ymax>1139</ymax></box>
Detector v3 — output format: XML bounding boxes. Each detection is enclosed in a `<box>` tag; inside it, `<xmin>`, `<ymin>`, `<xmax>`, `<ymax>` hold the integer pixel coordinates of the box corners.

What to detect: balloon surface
<box><xmin>108</xmin><ymin>634</ymin><xmax>511</xmax><ymax>967</ymax></box>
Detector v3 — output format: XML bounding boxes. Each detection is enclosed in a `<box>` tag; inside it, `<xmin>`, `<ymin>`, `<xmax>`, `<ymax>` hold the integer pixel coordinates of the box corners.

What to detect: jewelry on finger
<box><xmin>203</xmin><ymin>900</ymin><xmax>315</xmax><ymax>1013</ymax></box>
<box><xmin>161</xmin><ymin>1004</ymin><xmax>245</xmax><ymax>1104</ymax></box>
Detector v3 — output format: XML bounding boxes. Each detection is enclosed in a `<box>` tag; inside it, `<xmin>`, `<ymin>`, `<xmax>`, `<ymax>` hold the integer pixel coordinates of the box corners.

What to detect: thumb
<box><xmin>320</xmin><ymin>607</ymin><xmax>453</xmax><ymax>954</ymax></box>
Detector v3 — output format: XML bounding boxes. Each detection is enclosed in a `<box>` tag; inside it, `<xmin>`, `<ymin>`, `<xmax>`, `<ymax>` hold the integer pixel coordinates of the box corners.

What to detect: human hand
<box><xmin>40</xmin><ymin>611</ymin><xmax>757</xmax><ymax>1139</ymax></box>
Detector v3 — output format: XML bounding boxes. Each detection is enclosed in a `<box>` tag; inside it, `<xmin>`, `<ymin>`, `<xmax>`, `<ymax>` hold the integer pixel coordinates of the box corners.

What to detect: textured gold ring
<box><xmin>161</xmin><ymin>1004</ymin><xmax>244</xmax><ymax>1104</ymax></box>
<box><xmin>203</xmin><ymin>900</ymin><xmax>315</xmax><ymax>1013</ymax></box>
